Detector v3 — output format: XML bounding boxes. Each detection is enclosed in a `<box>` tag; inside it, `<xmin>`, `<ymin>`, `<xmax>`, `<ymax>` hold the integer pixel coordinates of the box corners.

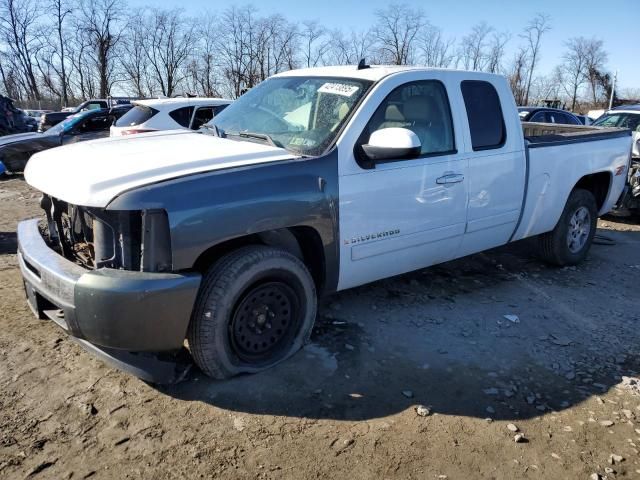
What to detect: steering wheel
<box><xmin>256</xmin><ymin>105</ymin><xmax>291</xmax><ymax>131</ymax></box>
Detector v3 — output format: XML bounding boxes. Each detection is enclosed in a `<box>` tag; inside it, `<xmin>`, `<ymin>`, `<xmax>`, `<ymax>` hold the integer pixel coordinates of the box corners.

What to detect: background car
<box><xmin>0</xmin><ymin>106</ymin><xmax>130</xmax><ymax>173</ymax></box>
<box><xmin>39</xmin><ymin>98</ymin><xmax>132</xmax><ymax>132</ymax></box>
<box><xmin>110</xmin><ymin>97</ymin><xmax>231</xmax><ymax>136</ymax></box>
<box><xmin>593</xmin><ymin>106</ymin><xmax>640</xmax><ymax>155</ymax></box>
<box><xmin>593</xmin><ymin>106</ymin><xmax>640</xmax><ymax>213</ymax></box>
<box><xmin>517</xmin><ymin>106</ymin><xmax>583</xmax><ymax>125</ymax></box>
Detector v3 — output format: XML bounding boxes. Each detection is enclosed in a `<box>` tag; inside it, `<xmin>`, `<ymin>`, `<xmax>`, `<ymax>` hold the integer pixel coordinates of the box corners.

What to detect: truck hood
<box><xmin>25</xmin><ymin>130</ymin><xmax>298</xmax><ymax>207</ymax></box>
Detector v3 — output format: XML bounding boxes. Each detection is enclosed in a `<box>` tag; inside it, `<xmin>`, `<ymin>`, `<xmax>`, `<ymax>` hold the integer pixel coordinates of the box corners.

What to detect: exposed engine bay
<box><xmin>38</xmin><ymin>194</ymin><xmax>171</xmax><ymax>272</ymax></box>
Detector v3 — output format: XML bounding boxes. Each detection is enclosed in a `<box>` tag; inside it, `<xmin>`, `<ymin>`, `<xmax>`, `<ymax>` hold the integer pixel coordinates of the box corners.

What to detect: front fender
<box><xmin>107</xmin><ymin>148</ymin><xmax>340</xmax><ymax>290</ymax></box>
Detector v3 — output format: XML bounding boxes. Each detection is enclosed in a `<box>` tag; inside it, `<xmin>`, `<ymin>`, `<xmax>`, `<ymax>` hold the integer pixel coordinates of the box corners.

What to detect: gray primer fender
<box><xmin>107</xmin><ymin>148</ymin><xmax>340</xmax><ymax>293</ymax></box>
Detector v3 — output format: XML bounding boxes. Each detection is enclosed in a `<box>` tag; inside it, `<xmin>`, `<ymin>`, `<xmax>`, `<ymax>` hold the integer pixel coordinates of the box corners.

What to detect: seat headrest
<box><xmin>337</xmin><ymin>103</ymin><xmax>349</xmax><ymax>121</ymax></box>
<box><xmin>404</xmin><ymin>96</ymin><xmax>435</xmax><ymax>122</ymax></box>
<box><xmin>384</xmin><ymin>104</ymin><xmax>405</xmax><ymax>122</ymax></box>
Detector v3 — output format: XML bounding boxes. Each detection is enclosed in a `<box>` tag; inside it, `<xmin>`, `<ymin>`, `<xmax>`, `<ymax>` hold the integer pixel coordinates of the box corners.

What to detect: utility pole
<box><xmin>608</xmin><ymin>70</ymin><xmax>617</xmax><ymax>110</ymax></box>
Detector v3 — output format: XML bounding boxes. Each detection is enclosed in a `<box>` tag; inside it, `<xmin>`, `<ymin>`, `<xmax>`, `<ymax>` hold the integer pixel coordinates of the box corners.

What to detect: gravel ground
<box><xmin>1</xmin><ymin>174</ymin><xmax>640</xmax><ymax>479</ymax></box>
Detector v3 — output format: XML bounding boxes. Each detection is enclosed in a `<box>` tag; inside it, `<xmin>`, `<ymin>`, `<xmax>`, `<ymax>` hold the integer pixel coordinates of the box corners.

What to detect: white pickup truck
<box><xmin>18</xmin><ymin>65</ymin><xmax>632</xmax><ymax>382</ymax></box>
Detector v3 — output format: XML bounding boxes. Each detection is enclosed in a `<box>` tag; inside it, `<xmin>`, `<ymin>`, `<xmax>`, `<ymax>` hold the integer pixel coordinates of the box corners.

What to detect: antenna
<box><xmin>357</xmin><ymin>58</ymin><xmax>370</xmax><ymax>70</ymax></box>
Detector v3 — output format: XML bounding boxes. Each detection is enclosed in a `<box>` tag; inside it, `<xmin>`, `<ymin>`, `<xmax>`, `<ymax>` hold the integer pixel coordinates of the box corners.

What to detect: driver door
<box><xmin>337</xmin><ymin>75</ymin><xmax>468</xmax><ymax>290</ymax></box>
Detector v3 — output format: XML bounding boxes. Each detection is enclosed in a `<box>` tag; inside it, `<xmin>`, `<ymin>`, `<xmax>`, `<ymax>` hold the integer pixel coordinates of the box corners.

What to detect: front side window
<box><xmin>461</xmin><ymin>80</ymin><xmax>506</xmax><ymax>150</ymax></box>
<box><xmin>359</xmin><ymin>80</ymin><xmax>455</xmax><ymax>157</ymax></box>
<box><xmin>208</xmin><ymin>76</ymin><xmax>372</xmax><ymax>156</ymax></box>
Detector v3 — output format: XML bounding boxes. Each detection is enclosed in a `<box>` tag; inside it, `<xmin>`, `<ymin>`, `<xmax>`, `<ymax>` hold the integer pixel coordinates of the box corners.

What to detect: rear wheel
<box><xmin>538</xmin><ymin>188</ymin><xmax>598</xmax><ymax>266</ymax></box>
<box><xmin>187</xmin><ymin>245</ymin><xmax>317</xmax><ymax>379</ymax></box>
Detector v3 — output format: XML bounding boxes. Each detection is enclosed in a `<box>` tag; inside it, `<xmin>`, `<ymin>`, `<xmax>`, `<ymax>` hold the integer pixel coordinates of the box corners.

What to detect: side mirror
<box><xmin>361</xmin><ymin>128</ymin><xmax>421</xmax><ymax>162</ymax></box>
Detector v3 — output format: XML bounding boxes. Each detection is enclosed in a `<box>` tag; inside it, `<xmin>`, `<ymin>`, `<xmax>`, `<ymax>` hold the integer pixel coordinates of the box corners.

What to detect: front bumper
<box><xmin>17</xmin><ymin>218</ymin><xmax>201</xmax><ymax>352</ymax></box>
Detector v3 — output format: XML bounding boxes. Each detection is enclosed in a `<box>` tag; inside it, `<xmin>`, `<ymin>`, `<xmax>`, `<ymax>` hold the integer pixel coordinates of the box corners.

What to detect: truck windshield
<box><xmin>206</xmin><ymin>76</ymin><xmax>372</xmax><ymax>156</ymax></box>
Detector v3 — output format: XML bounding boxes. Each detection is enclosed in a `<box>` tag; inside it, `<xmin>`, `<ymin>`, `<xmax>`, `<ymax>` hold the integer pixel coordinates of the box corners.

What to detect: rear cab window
<box><xmin>169</xmin><ymin>106</ymin><xmax>195</xmax><ymax>128</ymax></box>
<box><xmin>115</xmin><ymin>105</ymin><xmax>159</xmax><ymax>127</ymax></box>
<box><xmin>460</xmin><ymin>80</ymin><xmax>506</xmax><ymax>151</ymax></box>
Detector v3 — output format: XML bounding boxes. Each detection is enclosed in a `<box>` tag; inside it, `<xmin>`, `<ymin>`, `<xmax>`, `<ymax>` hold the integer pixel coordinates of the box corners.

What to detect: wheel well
<box><xmin>574</xmin><ymin>172</ymin><xmax>611</xmax><ymax>212</ymax></box>
<box><xmin>192</xmin><ymin>226</ymin><xmax>327</xmax><ymax>292</ymax></box>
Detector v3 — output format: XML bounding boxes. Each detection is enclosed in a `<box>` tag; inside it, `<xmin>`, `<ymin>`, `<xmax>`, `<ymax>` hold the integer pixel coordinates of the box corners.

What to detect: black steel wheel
<box><xmin>230</xmin><ymin>281</ymin><xmax>301</xmax><ymax>362</ymax></box>
<box><xmin>187</xmin><ymin>245</ymin><xmax>317</xmax><ymax>379</ymax></box>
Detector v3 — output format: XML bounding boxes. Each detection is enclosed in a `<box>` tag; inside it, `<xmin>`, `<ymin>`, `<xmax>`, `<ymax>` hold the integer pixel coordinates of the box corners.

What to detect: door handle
<box><xmin>436</xmin><ymin>173</ymin><xmax>464</xmax><ymax>185</ymax></box>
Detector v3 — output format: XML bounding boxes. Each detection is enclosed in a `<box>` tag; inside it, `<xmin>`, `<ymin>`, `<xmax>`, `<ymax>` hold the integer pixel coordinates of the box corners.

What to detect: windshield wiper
<box><xmin>226</xmin><ymin>131</ymin><xmax>284</xmax><ymax>148</ymax></box>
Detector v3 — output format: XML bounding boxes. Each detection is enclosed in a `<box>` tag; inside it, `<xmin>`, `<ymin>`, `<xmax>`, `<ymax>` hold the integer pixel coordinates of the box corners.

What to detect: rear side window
<box><xmin>461</xmin><ymin>80</ymin><xmax>506</xmax><ymax>151</ymax></box>
<box><xmin>115</xmin><ymin>105</ymin><xmax>159</xmax><ymax>127</ymax></box>
<box><xmin>169</xmin><ymin>106</ymin><xmax>195</xmax><ymax>128</ymax></box>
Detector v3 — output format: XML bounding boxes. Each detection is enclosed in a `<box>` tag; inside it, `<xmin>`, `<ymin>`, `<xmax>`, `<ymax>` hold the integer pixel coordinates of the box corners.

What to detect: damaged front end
<box><xmin>625</xmin><ymin>158</ymin><xmax>640</xmax><ymax>210</ymax></box>
<box><xmin>18</xmin><ymin>195</ymin><xmax>201</xmax><ymax>383</ymax></box>
<box><xmin>39</xmin><ymin>194</ymin><xmax>172</xmax><ymax>273</ymax></box>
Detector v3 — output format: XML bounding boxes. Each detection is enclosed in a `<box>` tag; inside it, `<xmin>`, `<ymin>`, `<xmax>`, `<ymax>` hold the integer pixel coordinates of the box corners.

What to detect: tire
<box><xmin>537</xmin><ymin>188</ymin><xmax>598</xmax><ymax>266</ymax></box>
<box><xmin>187</xmin><ymin>245</ymin><xmax>317</xmax><ymax>379</ymax></box>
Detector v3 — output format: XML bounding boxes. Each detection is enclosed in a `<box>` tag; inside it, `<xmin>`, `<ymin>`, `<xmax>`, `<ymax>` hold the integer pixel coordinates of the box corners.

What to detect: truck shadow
<box><xmin>163</xmin><ymin>229</ymin><xmax>640</xmax><ymax>421</ymax></box>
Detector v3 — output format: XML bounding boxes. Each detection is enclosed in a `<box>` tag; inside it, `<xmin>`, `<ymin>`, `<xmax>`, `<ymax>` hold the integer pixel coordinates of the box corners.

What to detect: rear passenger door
<box><xmin>457</xmin><ymin>79</ymin><xmax>526</xmax><ymax>257</ymax></box>
<box><xmin>337</xmin><ymin>73</ymin><xmax>469</xmax><ymax>290</ymax></box>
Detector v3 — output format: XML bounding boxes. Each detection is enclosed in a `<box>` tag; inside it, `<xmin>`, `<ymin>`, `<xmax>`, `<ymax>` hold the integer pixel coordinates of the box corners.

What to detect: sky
<box><xmin>127</xmin><ymin>0</ymin><xmax>637</xmax><ymax>91</ymax></box>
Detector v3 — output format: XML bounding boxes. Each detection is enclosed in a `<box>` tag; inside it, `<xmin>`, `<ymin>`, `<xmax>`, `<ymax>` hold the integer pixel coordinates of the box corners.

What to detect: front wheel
<box><xmin>537</xmin><ymin>188</ymin><xmax>598</xmax><ymax>266</ymax></box>
<box><xmin>187</xmin><ymin>245</ymin><xmax>317</xmax><ymax>379</ymax></box>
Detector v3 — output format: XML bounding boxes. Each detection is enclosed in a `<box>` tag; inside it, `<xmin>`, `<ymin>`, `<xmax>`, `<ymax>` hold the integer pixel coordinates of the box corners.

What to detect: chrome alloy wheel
<box><xmin>567</xmin><ymin>206</ymin><xmax>591</xmax><ymax>253</ymax></box>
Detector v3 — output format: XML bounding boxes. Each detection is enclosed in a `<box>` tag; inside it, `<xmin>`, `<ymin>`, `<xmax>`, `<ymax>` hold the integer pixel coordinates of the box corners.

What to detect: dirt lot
<box><xmin>1</xmin><ymin>175</ymin><xmax>640</xmax><ymax>479</ymax></box>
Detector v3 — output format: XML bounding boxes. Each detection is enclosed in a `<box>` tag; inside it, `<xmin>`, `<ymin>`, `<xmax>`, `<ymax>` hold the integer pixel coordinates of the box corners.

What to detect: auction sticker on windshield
<box><xmin>318</xmin><ymin>82</ymin><xmax>360</xmax><ymax>97</ymax></box>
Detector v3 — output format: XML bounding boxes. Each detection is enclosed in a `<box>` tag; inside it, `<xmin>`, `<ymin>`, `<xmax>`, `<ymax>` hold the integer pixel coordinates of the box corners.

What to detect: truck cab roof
<box><xmin>274</xmin><ymin>65</ymin><xmax>504</xmax><ymax>82</ymax></box>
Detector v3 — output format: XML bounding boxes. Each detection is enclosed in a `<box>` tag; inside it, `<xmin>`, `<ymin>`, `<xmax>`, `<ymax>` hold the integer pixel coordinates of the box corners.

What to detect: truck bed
<box><xmin>522</xmin><ymin>122</ymin><xmax>630</xmax><ymax>146</ymax></box>
<box><xmin>511</xmin><ymin>123</ymin><xmax>632</xmax><ymax>243</ymax></box>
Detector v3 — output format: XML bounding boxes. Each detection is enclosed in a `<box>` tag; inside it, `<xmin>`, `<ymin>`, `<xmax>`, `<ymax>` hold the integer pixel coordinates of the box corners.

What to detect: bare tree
<box><xmin>561</xmin><ymin>37</ymin><xmax>589</xmax><ymax>111</ymax></box>
<box><xmin>486</xmin><ymin>31</ymin><xmax>510</xmax><ymax>74</ymax></box>
<box><xmin>328</xmin><ymin>28</ymin><xmax>375</xmax><ymax>65</ymax></box>
<box><xmin>186</xmin><ymin>13</ymin><xmax>222</xmax><ymax>97</ymax></box>
<box><xmin>51</xmin><ymin>0</ymin><xmax>72</xmax><ymax>104</ymax></box>
<box><xmin>300</xmin><ymin>20</ymin><xmax>329</xmax><ymax>68</ymax></box>
<box><xmin>78</xmin><ymin>0</ymin><xmax>125</xmax><ymax>98</ymax></box>
<box><xmin>118</xmin><ymin>8</ymin><xmax>150</xmax><ymax>98</ymax></box>
<box><xmin>521</xmin><ymin>13</ymin><xmax>551</xmax><ymax>105</ymax></box>
<box><xmin>507</xmin><ymin>47</ymin><xmax>529</xmax><ymax>105</ymax></box>
<box><xmin>144</xmin><ymin>9</ymin><xmax>195</xmax><ymax>97</ymax></box>
<box><xmin>0</xmin><ymin>0</ymin><xmax>42</xmax><ymax>100</ymax></box>
<box><xmin>372</xmin><ymin>3</ymin><xmax>425</xmax><ymax>65</ymax></box>
<box><xmin>584</xmin><ymin>38</ymin><xmax>608</xmax><ymax>104</ymax></box>
<box><xmin>419</xmin><ymin>23</ymin><xmax>455</xmax><ymax>68</ymax></box>
<box><xmin>458</xmin><ymin>22</ymin><xmax>493</xmax><ymax>71</ymax></box>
